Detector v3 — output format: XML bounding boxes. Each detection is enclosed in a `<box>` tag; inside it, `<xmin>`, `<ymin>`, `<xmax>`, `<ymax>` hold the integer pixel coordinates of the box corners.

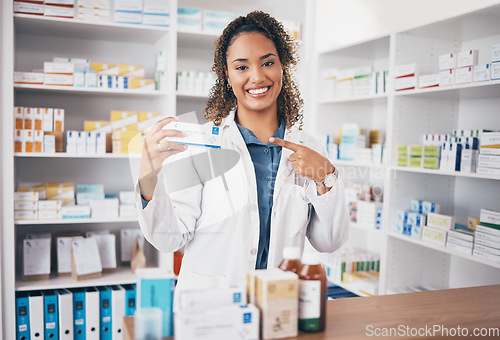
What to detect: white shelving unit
<box><xmin>312</xmin><ymin>2</ymin><xmax>500</xmax><ymax>296</ymax></box>
<box><xmin>1</xmin><ymin>0</ymin><xmax>310</xmax><ymax>337</ymax></box>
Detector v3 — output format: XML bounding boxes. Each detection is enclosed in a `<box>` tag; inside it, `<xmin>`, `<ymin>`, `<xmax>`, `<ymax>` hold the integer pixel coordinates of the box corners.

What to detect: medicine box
<box><xmin>175</xmin><ymin>304</ymin><xmax>259</xmax><ymax>340</ymax></box>
<box><xmin>492</xmin><ymin>43</ymin><xmax>500</xmax><ymax>63</ymax></box>
<box><xmin>394</xmin><ymin>76</ymin><xmax>416</xmax><ymax>91</ymax></box>
<box><xmin>491</xmin><ymin>62</ymin><xmax>500</xmax><ymax>80</ymax></box>
<box><xmin>178</xmin><ymin>285</ymin><xmax>246</xmax><ymax>312</ymax></box>
<box><xmin>14</xmin><ymin>129</ymin><xmax>23</xmax><ymax>153</ymax></box>
<box><xmin>144</xmin><ymin>0</ymin><xmax>169</xmax><ymax>14</ymax></box>
<box><xmin>14</xmin><ymin>201</ymin><xmax>38</xmax><ymax>211</ymax></box>
<box><xmin>164</xmin><ymin>121</ymin><xmax>222</xmax><ymax>148</ymax></box>
<box><xmin>23</xmin><ymin>130</ymin><xmax>34</xmax><ymax>153</ymax></box>
<box><xmin>439</xmin><ymin>69</ymin><xmax>454</xmax><ymax>86</ymax></box>
<box><xmin>422</xmin><ymin>226</ymin><xmax>448</xmax><ymax>246</ymax></box>
<box><xmin>43</xmin><ymin>108</ymin><xmax>54</xmax><ymax>132</ymax></box>
<box><xmin>177</xmin><ymin>8</ymin><xmax>202</xmax><ymax>31</ymax></box>
<box><xmin>113</xmin><ymin>11</ymin><xmax>142</xmax><ymax>24</ymax></box>
<box><xmin>255</xmin><ymin>269</ymin><xmax>298</xmax><ymax>339</ymax></box>
<box><xmin>438</xmin><ymin>53</ymin><xmax>456</xmax><ymax>71</ymax></box>
<box><xmin>34</xmin><ymin>130</ymin><xmax>43</xmax><ymax>153</ymax></box>
<box><xmin>44</xmin><ymin>62</ymin><xmax>74</xmax><ymax>75</ymax></box>
<box><xmin>14</xmin><ymin>72</ymin><xmax>44</xmax><ymax>85</ymax></box>
<box><xmin>136</xmin><ymin>268</ymin><xmax>176</xmax><ymax>338</ymax></box>
<box><xmin>394</xmin><ymin>63</ymin><xmax>417</xmax><ymax>78</ymax></box>
<box><xmin>44</xmin><ymin>74</ymin><xmax>74</xmax><ymax>86</ymax></box>
<box><xmin>454</xmin><ymin>66</ymin><xmax>473</xmax><ymax>84</ymax></box>
<box><xmin>114</xmin><ymin>0</ymin><xmax>143</xmax><ymax>12</ymax></box>
<box><xmin>33</xmin><ymin>108</ymin><xmax>43</xmax><ymax>131</ymax></box>
<box><xmin>457</xmin><ymin>50</ymin><xmax>478</xmax><ymax>68</ymax></box>
<box><xmin>44</xmin><ymin>5</ymin><xmax>75</xmax><ymax>19</ymax></box>
<box><xmin>142</xmin><ymin>13</ymin><xmax>170</xmax><ymax>26</ymax></box>
<box><xmin>418</xmin><ymin>74</ymin><xmax>439</xmax><ymax>89</ymax></box>
<box><xmin>427</xmin><ymin>212</ymin><xmax>454</xmax><ymax>230</ymax></box>
<box><xmin>14</xmin><ymin>2</ymin><xmax>44</xmax><ymax>15</ymax></box>
<box><xmin>473</xmin><ymin>64</ymin><xmax>491</xmax><ymax>82</ymax></box>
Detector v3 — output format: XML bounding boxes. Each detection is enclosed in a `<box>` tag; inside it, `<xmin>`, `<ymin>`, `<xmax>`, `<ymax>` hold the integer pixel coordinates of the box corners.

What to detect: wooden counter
<box><xmin>124</xmin><ymin>284</ymin><xmax>500</xmax><ymax>339</ymax></box>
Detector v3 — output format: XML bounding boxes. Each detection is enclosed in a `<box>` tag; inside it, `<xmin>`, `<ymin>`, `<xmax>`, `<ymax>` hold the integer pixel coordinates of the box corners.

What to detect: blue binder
<box><xmin>121</xmin><ymin>284</ymin><xmax>136</xmax><ymax>316</ymax></box>
<box><xmin>43</xmin><ymin>290</ymin><xmax>59</xmax><ymax>340</ymax></box>
<box><xmin>97</xmin><ymin>286</ymin><xmax>112</xmax><ymax>340</ymax></box>
<box><xmin>69</xmin><ymin>288</ymin><xmax>86</xmax><ymax>340</ymax></box>
<box><xmin>16</xmin><ymin>291</ymin><xmax>30</xmax><ymax>340</ymax></box>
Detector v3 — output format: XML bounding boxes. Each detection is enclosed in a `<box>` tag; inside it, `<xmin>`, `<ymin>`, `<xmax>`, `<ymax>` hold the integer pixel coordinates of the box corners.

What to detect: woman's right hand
<box><xmin>138</xmin><ymin>116</ymin><xmax>187</xmax><ymax>200</ymax></box>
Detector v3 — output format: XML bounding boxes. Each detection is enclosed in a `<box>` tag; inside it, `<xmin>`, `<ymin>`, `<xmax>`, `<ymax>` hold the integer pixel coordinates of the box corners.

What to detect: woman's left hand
<box><xmin>270</xmin><ymin>137</ymin><xmax>335</xmax><ymax>194</ymax></box>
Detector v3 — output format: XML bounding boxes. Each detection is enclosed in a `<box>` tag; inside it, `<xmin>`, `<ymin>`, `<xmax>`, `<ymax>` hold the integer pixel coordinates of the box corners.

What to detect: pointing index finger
<box><xmin>269</xmin><ymin>137</ymin><xmax>301</xmax><ymax>152</ymax></box>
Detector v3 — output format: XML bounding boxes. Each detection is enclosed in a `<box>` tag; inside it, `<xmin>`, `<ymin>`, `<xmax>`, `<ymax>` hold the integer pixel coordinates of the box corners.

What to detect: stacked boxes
<box><xmin>44</xmin><ymin>0</ymin><xmax>76</xmax><ymax>19</ymax></box>
<box><xmin>477</xmin><ymin>132</ymin><xmax>500</xmax><ymax>176</ymax></box>
<box><xmin>321</xmin><ymin>248</ymin><xmax>380</xmax><ymax>295</ymax></box>
<box><xmin>394</xmin><ymin>63</ymin><xmax>417</xmax><ymax>91</ymax></box>
<box><xmin>142</xmin><ymin>0</ymin><xmax>170</xmax><ymax>26</ymax></box>
<box><xmin>14</xmin><ymin>107</ymin><xmax>64</xmax><ymax>154</ymax></box>
<box><xmin>14</xmin><ymin>1</ymin><xmax>45</xmax><ymax>16</ymax></box>
<box><xmin>473</xmin><ymin>209</ymin><xmax>500</xmax><ymax>262</ymax></box>
<box><xmin>447</xmin><ymin>225</ymin><xmax>474</xmax><ymax>255</ymax></box>
<box><xmin>14</xmin><ymin>190</ymin><xmax>65</xmax><ymax>220</ymax></box>
<box><xmin>422</xmin><ymin>212</ymin><xmax>454</xmax><ymax>246</ymax></box>
<box><xmin>177</xmin><ymin>7</ymin><xmax>202</xmax><ymax>31</ymax></box>
<box><xmin>119</xmin><ymin>191</ymin><xmax>137</xmax><ymax>217</ymax></box>
<box><xmin>114</xmin><ymin>0</ymin><xmax>143</xmax><ymax>24</ymax></box>
<box><xmin>492</xmin><ymin>43</ymin><xmax>500</xmax><ymax>80</ymax></box>
<box><xmin>394</xmin><ymin>199</ymin><xmax>440</xmax><ymax>239</ymax></box>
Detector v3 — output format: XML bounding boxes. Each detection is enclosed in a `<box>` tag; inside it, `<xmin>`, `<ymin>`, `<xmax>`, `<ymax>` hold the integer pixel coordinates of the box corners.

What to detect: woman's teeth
<box><xmin>248</xmin><ymin>87</ymin><xmax>269</xmax><ymax>94</ymax></box>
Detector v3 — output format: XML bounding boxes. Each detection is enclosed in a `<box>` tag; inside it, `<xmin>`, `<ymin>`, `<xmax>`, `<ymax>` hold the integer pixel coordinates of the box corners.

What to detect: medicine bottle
<box><xmin>278</xmin><ymin>246</ymin><xmax>302</xmax><ymax>274</ymax></box>
<box><xmin>298</xmin><ymin>253</ymin><xmax>327</xmax><ymax>332</ymax></box>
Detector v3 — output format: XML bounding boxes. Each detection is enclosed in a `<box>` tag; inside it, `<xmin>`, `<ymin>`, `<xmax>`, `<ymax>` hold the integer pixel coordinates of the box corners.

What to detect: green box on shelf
<box><xmin>398</xmin><ymin>145</ymin><xmax>409</xmax><ymax>155</ymax></box>
<box><xmin>424</xmin><ymin>145</ymin><xmax>440</xmax><ymax>158</ymax></box>
<box><xmin>423</xmin><ymin>157</ymin><xmax>439</xmax><ymax>169</ymax></box>
<box><xmin>410</xmin><ymin>156</ymin><xmax>422</xmax><ymax>167</ymax></box>
<box><xmin>410</xmin><ymin>145</ymin><xmax>423</xmax><ymax>157</ymax></box>
<box><xmin>398</xmin><ymin>155</ymin><xmax>409</xmax><ymax>166</ymax></box>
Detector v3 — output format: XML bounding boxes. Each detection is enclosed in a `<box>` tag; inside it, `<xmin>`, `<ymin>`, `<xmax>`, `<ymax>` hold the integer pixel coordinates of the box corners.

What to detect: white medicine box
<box><xmin>439</xmin><ymin>53</ymin><xmax>456</xmax><ymax>71</ymax></box>
<box><xmin>457</xmin><ymin>50</ymin><xmax>478</xmax><ymax>68</ymax></box>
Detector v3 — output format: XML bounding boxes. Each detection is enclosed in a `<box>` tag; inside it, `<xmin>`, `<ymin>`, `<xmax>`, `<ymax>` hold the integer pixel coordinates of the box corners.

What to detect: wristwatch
<box><xmin>315</xmin><ymin>167</ymin><xmax>338</xmax><ymax>188</ymax></box>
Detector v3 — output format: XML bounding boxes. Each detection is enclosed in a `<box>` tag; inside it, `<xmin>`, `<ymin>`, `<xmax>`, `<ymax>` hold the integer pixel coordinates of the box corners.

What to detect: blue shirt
<box><xmin>237</xmin><ymin>120</ymin><xmax>285</xmax><ymax>269</ymax></box>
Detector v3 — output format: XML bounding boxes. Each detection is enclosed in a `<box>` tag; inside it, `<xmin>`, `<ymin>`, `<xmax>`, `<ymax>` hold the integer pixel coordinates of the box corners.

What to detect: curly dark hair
<box><xmin>204</xmin><ymin>11</ymin><xmax>303</xmax><ymax>129</ymax></box>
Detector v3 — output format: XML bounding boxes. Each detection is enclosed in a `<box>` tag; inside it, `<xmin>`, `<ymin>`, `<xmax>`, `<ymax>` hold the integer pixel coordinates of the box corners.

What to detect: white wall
<box><xmin>315</xmin><ymin>0</ymin><xmax>500</xmax><ymax>50</ymax></box>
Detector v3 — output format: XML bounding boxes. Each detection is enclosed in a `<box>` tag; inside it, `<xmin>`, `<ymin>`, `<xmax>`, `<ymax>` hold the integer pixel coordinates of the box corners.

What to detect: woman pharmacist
<box><xmin>136</xmin><ymin>11</ymin><xmax>349</xmax><ymax>295</ymax></box>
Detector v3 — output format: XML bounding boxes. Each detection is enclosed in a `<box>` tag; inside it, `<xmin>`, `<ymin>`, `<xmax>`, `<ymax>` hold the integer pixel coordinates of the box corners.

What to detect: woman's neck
<box><xmin>236</xmin><ymin>106</ymin><xmax>279</xmax><ymax>143</ymax></box>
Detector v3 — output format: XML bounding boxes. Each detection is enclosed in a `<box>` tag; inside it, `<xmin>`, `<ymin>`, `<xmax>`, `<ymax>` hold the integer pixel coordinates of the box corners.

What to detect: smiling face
<box><xmin>226</xmin><ymin>32</ymin><xmax>283</xmax><ymax>117</ymax></box>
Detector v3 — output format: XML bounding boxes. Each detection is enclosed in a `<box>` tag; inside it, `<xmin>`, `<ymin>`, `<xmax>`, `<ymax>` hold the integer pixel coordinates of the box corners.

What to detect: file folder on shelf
<box><xmin>43</xmin><ymin>290</ymin><xmax>59</xmax><ymax>340</ymax></box>
<box><xmin>16</xmin><ymin>291</ymin><xmax>30</xmax><ymax>340</ymax></box>
<box><xmin>86</xmin><ymin>287</ymin><xmax>100</xmax><ymax>340</ymax></box>
<box><xmin>121</xmin><ymin>284</ymin><xmax>136</xmax><ymax>316</ymax></box>
<box><xmin>111</xmin><ymin>285</ymin><xmax>126</xmax><ymax>340</ymax></box>
<box><xmin>98</xmin><ymin>286</ymin><xmax>112</xmax><ymax>340</ymax></box>
<box><xmin>69</xmin><ymin>288</ymin><xmax>86</xmax><ymax>340</ymax></box>
<box><xmin>57</xmin><ymin>289</ymin><xmax>74</xmax><ymax>340</ymax></box>
<box><xmin>29</xmin><ymin>291</ymin><xmax>45</xmax><ymax>340</ymax></box>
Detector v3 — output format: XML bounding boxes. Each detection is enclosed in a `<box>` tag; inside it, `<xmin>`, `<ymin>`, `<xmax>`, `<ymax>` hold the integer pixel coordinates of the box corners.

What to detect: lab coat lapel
<box><xmin>273</xmin><ymin>128</ymin><xmax>300</xmax><ymax>199</ymax></box>
<box><xmin>221</xmin><ymin>113</ymin><xmax>259</xmax><ymax>209</ymax></box>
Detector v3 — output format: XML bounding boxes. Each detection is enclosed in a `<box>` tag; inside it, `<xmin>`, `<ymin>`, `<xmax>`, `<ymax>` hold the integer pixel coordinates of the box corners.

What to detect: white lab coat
<box><xmin>134</xmin><ymin>111</ymin><xmax>349</xmax><ymax>294</ymax></box>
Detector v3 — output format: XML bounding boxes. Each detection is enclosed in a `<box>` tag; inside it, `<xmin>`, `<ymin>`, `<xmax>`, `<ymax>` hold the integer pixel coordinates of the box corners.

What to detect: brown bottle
<box><xmin>278</xmin><ymin>247</ymin><xmax>302</xmax><ymax>274</ymax></box>
<box><xmin>298</xmin><ymin>253</ymin><xmax>327</xmax><ymax>332</ymax></box>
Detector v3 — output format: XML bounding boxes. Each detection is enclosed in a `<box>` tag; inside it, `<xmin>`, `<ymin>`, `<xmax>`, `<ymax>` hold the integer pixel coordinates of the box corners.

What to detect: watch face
<box><xmin>324</xmin><ymin>173</ymin><xmax>337</xmax><ymax>187</ymax></box>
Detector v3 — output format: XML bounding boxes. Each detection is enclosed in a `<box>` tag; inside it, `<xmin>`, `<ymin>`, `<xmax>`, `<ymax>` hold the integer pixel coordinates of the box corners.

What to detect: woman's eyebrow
<box><xmin>231</xmin><ymin>53</ymin><xmax>277</xmax><ymax>63</ymax></box>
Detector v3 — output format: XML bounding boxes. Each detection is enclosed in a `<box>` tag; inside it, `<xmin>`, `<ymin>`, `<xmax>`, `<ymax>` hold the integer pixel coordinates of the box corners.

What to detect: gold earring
<box><xmin>227</xmin><ymin>83</ymin><xmax>231</xmax><ymax>89</ymax></box>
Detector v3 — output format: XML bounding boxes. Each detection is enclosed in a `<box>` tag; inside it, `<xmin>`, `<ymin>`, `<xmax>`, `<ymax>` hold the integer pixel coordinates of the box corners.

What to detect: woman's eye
<box><xmin>236</xmin><ymin>66</ymin><xmax>247</xmax><ymax>71</ymax></box>
<box><xmin>263</xmin><ymin>61</ymin><xmax>274</xmax><ymax>67</ymax></box>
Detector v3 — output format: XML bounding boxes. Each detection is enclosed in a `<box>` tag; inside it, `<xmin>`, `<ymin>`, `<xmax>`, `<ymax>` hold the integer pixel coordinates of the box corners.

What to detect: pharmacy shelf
<box><xmin>177</xmin><ymin>29</ymin><xmax>219</xmax><ymax>49</ymax></box>
<box><xmin>14</xmin><ymin>152</ymin><xmax>141</xmax><ymax>159</ymax></box>
<box><xmin>391</xmin><ymin>166</ymin><xmax>500</xmax><ymax>181</ymax></box>
<box><xmin>318</xmin><ymin>93</ymin><xmax>388</xmax><ymax>105</ymax></box>
<box><xmin>15</xmin><ymin>217</ymin><xmax>138</xmax><ymax>225</ymax></box>
<box><xmin>388</xmin><ymin>232</ymin><xmax>500</xmax><ymax>269</ymax></box>
<box><xmin>393</xmin><ymin>80</ymin><xmax>500</xmax><ymax>100</ymax></box>
<box><xmin>14</xmin><ymin>84</ymin><xmax>168</xmax><ymax>97</ymax></box>
<box><xmin>176</xmin><ymin>91</ymin><xmax>209</xmax><ymax>99</ymax></box>
<box><xmin>15</xmin><ymin>267</ymin><xmax>136</xmax><ymax>292</ymax></box>
<box><xmin>13</xmin><ymin>14</ymin><xmax>169</xmax><ymax>43</ymax></box>
<box><xmin>327</xmin><ymin>279</ymin><xmax>370</xmax><ymax>297</ymax></box>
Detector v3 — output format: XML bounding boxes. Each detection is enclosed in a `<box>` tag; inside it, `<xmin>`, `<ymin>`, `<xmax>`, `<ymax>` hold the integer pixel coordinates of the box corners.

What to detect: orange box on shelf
<box><xmin>54</xmin><ymin>109</ymin><xmax>64</xmax><ymax>132</ymax></box>
<box><xmin>14</xmin><ymin>107</ymin><xmax>24</xmax><ymax>130</ymax></box>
